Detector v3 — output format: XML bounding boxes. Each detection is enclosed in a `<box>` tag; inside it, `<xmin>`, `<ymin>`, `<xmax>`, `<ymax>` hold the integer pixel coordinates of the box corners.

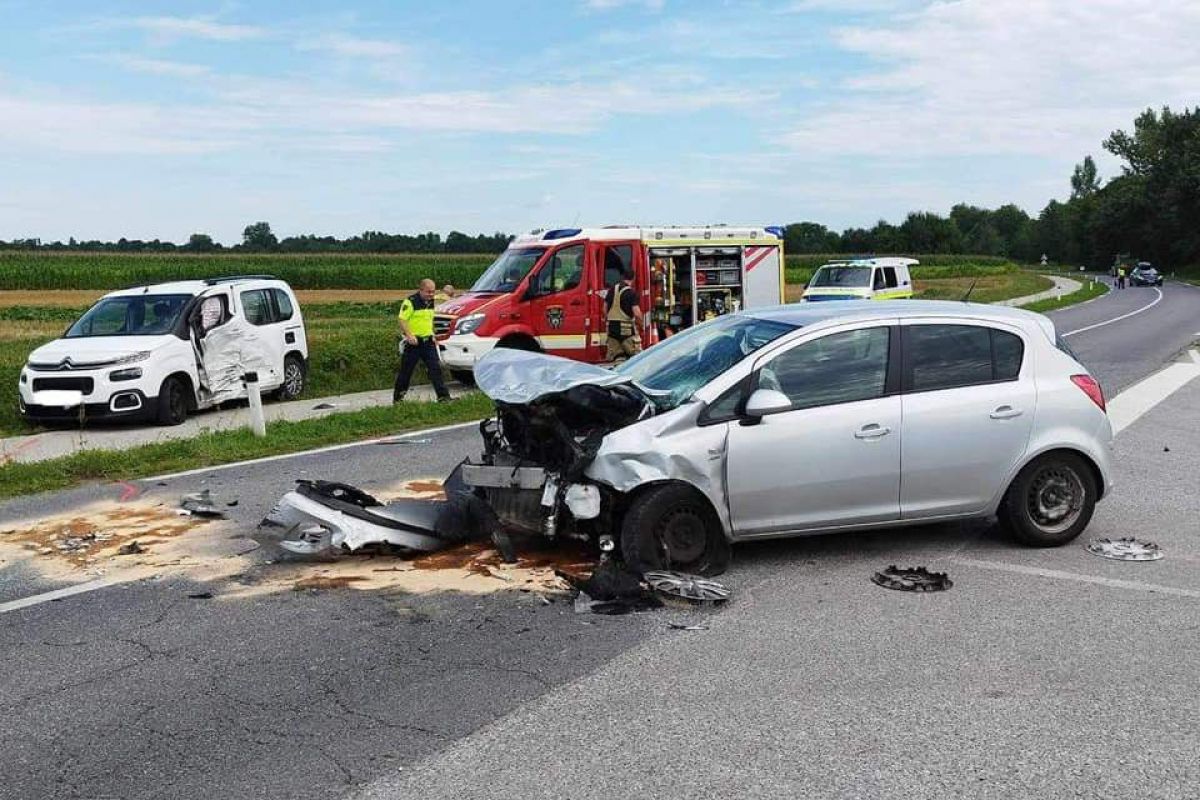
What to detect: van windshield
<box><xmin>65</xmin><ymin>294</ymin><xmax>191</xmax><ymax>338</ymax></box>
<box><xmin>471</xmin><ymin>249</ymin><xmax>545</xmax><ymax>293</ymax></box>
<box><xmin>615</xmin><ymin>315</ymin><xmax>796</xmax><ymax>409</ymax></box>
<box><xmin>810</xmin><ymin>266</ymin><xmax>872</xmax><ymax>288</ymax></box>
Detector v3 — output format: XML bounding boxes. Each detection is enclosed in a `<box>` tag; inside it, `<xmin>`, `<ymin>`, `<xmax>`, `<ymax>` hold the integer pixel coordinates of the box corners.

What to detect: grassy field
<box><xmin>0</xmin><ymin>394</ymin><xmax>493</xmax><ymax>500</ymax></box>
<box><xmin>0</xmin><ymin>257</ymin><xmax>1039</xmax><ymax>439</ymax></box>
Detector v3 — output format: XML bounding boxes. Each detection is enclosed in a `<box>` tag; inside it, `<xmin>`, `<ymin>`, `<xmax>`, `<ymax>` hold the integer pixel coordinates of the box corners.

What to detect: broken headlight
<box><xmin>454</xmin><ymin>313</ymin><xmax>486</xmax><ymax>336</ymax></box>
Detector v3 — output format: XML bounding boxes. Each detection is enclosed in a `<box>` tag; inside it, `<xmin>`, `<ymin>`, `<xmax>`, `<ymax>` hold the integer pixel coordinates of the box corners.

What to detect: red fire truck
<box><xmin>435</xmin><ymin>225</ymin><xmax>786</xmax><ymax>380</ymax></box>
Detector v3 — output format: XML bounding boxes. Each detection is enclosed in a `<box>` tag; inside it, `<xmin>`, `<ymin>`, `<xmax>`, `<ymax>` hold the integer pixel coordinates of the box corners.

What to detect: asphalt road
<box><xmin>2</xmin><ymin>282</ymin><xmax>1199</xmax><ymax>800</ymax></box>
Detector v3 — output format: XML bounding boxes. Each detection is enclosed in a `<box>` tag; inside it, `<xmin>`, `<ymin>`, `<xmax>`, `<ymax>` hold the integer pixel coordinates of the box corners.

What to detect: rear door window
<box><xmin>882</xmin><ymin>267</ymin><xmax>898</xmax><ymax>288</ymax></box>
<box><xmin>903</xmin><ymin>324</ymin><xmax>1024</xmax><ymax>392</ymax></box>
<box><xmin>240</xmin><ymin>289</ymin><xmax>274</xmax><ymax>326</ymax></box>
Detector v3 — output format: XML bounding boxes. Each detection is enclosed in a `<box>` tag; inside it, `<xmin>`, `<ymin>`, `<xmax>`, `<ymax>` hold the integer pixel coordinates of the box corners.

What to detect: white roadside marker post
<box><xmin>245</xmin><ymin>371</ymin><xmax>267</xmax><ymax>437</ymax></box>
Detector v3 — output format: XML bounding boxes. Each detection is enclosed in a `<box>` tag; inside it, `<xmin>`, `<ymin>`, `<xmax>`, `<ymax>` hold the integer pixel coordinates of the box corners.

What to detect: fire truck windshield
<box><xmin>471</xmin><ymin>248</ymin><xmax>545</xmax><ymax>293</ymax></box>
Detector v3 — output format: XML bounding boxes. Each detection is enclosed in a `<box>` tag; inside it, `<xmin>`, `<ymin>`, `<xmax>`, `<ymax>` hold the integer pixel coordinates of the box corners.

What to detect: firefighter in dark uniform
<box><xmin>606</xmin><ymin>270</ymin><xmax>644</xmax><ymax>361</ymax></box>
<box><xmin>393</xmin><ymin>279</ymin><xmax>451</xmax><ymax>403</ymax></box>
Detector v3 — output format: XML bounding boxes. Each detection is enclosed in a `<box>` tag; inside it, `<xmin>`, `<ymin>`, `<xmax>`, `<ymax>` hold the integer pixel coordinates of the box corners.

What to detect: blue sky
<box><xmin>1</xmin><ymin>0</ymin><xmax>1197</xmax><ymax>244</ymax></box>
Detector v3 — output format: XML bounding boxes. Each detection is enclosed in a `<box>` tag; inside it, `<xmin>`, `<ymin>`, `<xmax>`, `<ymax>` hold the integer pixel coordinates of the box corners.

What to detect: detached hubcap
<box><xmin>1027</xmin><ymin>466</ymin><xmax>1084</xmax><ymax>533</ymax></box>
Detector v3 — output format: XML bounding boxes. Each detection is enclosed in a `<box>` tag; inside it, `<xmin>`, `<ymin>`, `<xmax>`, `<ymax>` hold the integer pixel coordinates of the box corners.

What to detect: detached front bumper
<box><xmin>439</xmin><ymin>333</ymin><xmax>499</xmax><ymax>370</ymax></box>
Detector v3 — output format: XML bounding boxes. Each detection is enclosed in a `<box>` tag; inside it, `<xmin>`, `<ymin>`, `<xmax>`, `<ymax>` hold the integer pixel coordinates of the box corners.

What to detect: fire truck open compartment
<box><xmin>649</xmin><ymin>246</ymin><xmax>746</xmax><ymax>339</ymax></box>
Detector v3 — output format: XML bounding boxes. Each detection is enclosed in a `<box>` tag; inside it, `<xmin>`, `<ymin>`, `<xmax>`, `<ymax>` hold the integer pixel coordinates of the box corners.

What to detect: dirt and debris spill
<box><xmin>3</xmin><ymin>506</ymin><xmax>205</xmax><ymax>567</ymax></box>
<box><xmin>1</xmin><ymin>478</ymin><xmax>600</xmax><ymax>601</ymax></box>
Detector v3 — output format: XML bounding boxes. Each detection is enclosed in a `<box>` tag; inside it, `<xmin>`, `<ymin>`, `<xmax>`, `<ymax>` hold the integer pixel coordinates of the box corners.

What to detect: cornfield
<box><xmin>0</xmin><ymin>251</ymin><xmax>1019</xmax><ymax>292</ymax></box>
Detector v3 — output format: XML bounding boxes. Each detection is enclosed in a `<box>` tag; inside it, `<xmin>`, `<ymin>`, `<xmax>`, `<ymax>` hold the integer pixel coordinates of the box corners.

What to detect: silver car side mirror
<box><xmin>745</xmin><ymin>388</ymin><xmax>792</xmax><ymax>417</ymax></box>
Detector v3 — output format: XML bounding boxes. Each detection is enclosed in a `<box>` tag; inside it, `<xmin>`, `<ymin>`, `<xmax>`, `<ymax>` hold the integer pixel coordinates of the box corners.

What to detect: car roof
<box><xmin>744</xmin><ymin>300</ymin><xmax>1054</xmax><ymax>338</ymax></box>
<box><xmin>103</xmin><ymin>277</ymin><xmax>289</xmax><ymax>298</ymax></box>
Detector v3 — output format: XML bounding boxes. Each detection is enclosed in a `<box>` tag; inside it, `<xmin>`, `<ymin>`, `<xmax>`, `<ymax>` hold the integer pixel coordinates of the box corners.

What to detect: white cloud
<box><xmin>779</xmin><ymin>0</ymin><xmax>1200</xmax><ymax>159</ymax></box>
<box><xmin>583</xmin><ymin>0</ymin><xmax>665</xmax><ymax>11</ymax></box>
<box><xmin>95</xmin><ymin>54</ymin><xmax>212</xmax><ymax>78</ymax></box>
<box><xmin>296</xmin><ymin>34</ymin><xmax>407</xmax><ymax>59</ymax></box>
<box><xmin>121</xmin><ymin>16</ymin><xmax>263</xmax><ymax>42</ymax></box>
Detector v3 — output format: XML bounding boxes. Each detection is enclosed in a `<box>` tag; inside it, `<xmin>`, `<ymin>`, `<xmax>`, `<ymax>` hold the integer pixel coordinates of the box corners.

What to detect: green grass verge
<box><xmin>0</xmin><ymin>393</ymin><xmax>493</xmax><ymax>500</ymax></box>
<box><xmin>1021</xmin><ymin>278</ymin><xmax>1109</xmax><ymax>313</ymax></box>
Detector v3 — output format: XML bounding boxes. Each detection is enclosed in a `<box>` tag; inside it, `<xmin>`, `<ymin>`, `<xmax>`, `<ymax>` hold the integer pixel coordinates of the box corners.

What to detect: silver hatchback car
<box><xmin>469</xmin><ymin>301</ymin><xmax>1114</xmax><ymax>575</ymax></box>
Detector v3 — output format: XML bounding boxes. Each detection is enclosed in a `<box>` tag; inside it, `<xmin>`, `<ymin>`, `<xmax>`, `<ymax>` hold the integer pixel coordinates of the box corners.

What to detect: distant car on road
<box><xmin>464</xmin><ymin>300</ymin><xmax>1115</xmax><ymax>575</ymax></box>
<box><xmin>19</xmin><ymin>276</ymin><xmax>308</xmax><ymax>426</ymax></box>
<box><xmin>1129</xmin><ymin>264</ymin><xmax>1164</xmax><ymax>287</ymax></box>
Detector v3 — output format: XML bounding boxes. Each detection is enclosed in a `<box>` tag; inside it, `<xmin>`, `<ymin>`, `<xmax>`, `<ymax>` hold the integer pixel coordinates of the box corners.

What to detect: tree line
<box><xmin>3</xmin><ymin>107</ymin><xmax>1196</xmax><ymax>269</ymax></box>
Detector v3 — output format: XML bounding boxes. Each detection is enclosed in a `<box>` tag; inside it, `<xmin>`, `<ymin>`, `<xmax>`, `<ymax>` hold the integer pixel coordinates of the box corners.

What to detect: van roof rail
<box><xmin>203</xmin><ymin>274</ymin><xmax>278</xmax><ymax>285</ymax></box>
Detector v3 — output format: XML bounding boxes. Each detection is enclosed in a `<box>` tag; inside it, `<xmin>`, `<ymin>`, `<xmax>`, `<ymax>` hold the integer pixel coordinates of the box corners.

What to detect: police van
<box><xmin>801</xmin><ymin>257</ymin><xmax>917</xmax><ymax>302</ymax></box>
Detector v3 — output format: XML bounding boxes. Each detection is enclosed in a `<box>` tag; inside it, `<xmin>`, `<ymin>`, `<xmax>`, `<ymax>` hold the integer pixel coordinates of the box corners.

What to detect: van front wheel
<box><xmin>155</xmin><ymin>377</ymin><xmax>189</xmax><ymax>426</ymax></box>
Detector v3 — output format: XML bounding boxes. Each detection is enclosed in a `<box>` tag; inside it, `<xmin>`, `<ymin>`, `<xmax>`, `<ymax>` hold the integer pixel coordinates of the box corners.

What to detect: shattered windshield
<box><xmin>65</xmin><ymin>294</ymin><xmax>191</xmax><ymax>338</ymax></box>
<box><xmin>471</xmin><ymin>249</ymin><xmax>545</xmax><ymax>293</ymax></box>
<box><xmin>615</xmin><ymin>315</ymin><xmax>796</xmax><ymax>409</ymax></box>
<box><xmin>810</xmin><ymin>266</ymin><xmax>872</xmax><ymax>288</ymax></box>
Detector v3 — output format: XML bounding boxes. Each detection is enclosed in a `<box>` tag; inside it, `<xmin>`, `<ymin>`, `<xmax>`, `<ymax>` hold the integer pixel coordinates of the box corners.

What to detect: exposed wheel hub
<box><xmin>1027</xmin><ymin>467</ymin><xmax>1083</xmax><ymax>532</ymax></box>
<box><xmin>656</xmin><ymin>508</ymin><xmax>706</xmax><ymax>563</ymax></box>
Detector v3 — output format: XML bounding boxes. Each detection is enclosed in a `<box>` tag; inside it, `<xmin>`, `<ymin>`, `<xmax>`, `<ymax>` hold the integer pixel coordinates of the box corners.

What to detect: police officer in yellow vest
<box><xmin>394</xmin><ymin>279</ymin><xmax>451</xmax><ymax>403</ymax></box>
<box><xmin>606</xmin><ymin>270</ymin><xmax>644</xmax><ymax>361</ymax></box>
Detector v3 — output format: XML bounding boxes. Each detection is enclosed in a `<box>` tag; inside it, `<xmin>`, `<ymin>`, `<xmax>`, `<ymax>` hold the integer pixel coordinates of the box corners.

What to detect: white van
<box><xmin>19</xmin><ymin>276</ymin><xmax>308</xmax><ymax>425</ymax></box>
<box><xmin>801</xmin><ymin>257</ymin><xmax>917</xmax><ymax>302</ymax></box>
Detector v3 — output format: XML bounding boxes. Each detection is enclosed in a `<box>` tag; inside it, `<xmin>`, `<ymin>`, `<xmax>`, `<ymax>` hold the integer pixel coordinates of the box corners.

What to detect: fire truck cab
<box><xmin>436</xmin><ymin>225</ymin><xmax>785</xmax><ymax>376</ymax></box>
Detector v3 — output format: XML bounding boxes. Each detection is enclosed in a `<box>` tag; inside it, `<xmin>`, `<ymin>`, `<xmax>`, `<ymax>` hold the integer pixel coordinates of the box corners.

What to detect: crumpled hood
<box><xmin>27</xmin><ymin>335</ymin><xmax>170</xmax><ymax>366</ymax></box>
<box><xmin>436</xmin><ymin>293</ymin><xmax>502</xmax><ymax>317</ymax></box>
<box><xmin>475</xmin><ymin>348</ymin><xmax>638</xmax><ymax>405</ymax></box>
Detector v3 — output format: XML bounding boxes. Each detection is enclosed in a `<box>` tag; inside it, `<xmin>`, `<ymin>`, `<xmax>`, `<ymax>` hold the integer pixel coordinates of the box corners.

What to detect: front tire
<box><xmin>619</xmin><ymin>484</ymin><xmax>731</xmax><ymax>576</ymax></box>
<box><xmin>449</xmin><ymin>369</ymin><xmax>476</xmax><ymax>386</ymax></box>
<box><xmin>999</xmin><ymin>452</ymin><xmax>1097</xmax><ymax>546</ymax></box>
<box><xmin>155</xmin><ymin>376</ymin><xmax>189</xmax><ymax>426</ymax></box>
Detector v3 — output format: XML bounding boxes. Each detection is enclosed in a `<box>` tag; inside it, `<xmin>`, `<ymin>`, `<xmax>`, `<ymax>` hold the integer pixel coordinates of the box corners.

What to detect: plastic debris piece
<box><xmin>644</xmin><ymin>571</ymin><xmax>732</xmax><ymax>604</ymax></box>
<box><xmin>117</xmin><ymin>541</ymin><xmax>144</xmax><ymax>556</ymax></box>
<box><xmin>187</xmin><ymin>591</ymin><xmax>214</xmax><ymax>599</ymax></box>
<box><xmin>180</xmin><ymin>489</ymin><xmax>226</xmax><ymax>518</ymax></box>
<box><xmin>871</xmin><ymin>565</ymin><xmax>953</xmax><ymax>592</ymax></box>
<box><xmin>312</xmin><ymin>402</ymin><xmax>337</xmax><ymax>410</ymax></box>
<box><xmin>1086</xmin><ymin>537</ymin><xmax>1163</xmax><ymax>561</ymax></box>
<box><xmin>668</xmin><ymin>622</ymin><xmax>708</xmax><ymax>631</ymax></box>
<box><xmin>226</xmin><ymin>500</ymin><xmax>239</xmax><ymax>507</ymax></box>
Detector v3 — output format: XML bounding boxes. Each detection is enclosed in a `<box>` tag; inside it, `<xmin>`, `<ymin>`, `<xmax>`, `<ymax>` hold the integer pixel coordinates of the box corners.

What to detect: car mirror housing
<box><xmin>745</xmin><ymin>388</ymin><xmax>792</xmax><ymax>417</ymax></box>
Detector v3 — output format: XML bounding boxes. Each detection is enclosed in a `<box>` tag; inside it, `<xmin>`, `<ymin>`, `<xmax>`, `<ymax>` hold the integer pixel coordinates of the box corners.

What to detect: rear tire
<box><xmin>276</xmin><ymin>354</ymin><xmax>306</xmax><ymax>401</ymax></box>
<box><xmin>619</xmin><ymin>484</ymin><xmax>731</xmax><ymax>576</ymax></box>
<box><xmin>155</xmin><ymin>376</ymin><xmax>189</xmax><ymax>426</ymax></box>
<box><xmin>999</xmin><ymin>452</ymin><xmax>1097</xmax><ymax>547</ymax></box>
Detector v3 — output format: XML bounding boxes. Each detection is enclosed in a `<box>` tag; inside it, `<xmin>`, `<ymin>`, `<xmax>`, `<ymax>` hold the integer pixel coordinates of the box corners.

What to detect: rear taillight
<box><xmin>1071</xmin><ymin>374</ymin><xmax>1106</xmax><ymax>412</ymax></box>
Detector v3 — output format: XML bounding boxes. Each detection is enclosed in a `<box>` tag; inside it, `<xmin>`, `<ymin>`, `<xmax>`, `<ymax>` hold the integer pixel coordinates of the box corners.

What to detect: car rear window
<box><xmin>903</xmin><ymin>324</ymin><xmax>1025</xmax><ymax>392</ymax></box>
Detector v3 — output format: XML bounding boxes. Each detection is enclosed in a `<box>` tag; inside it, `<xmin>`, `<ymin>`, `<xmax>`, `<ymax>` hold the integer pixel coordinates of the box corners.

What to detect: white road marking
<box><xmin>1061</xmin><ymin>287</ymin><xmax>1162</xmax><ymax>337</ymax></box>
<box><xmin>139</xmin><ymin>419</ymin><xmax>483</xmax><ymax>482</ymax></box>
<box><xmin>1105</xmin><ymin>351</ymin><xmax>1200</xmax><ymax>434</ymax></box>
<box><xmin>0</xmin><ymin>579</ymin><xmax>115</xmax><ymax>615</ymax></box>
<box><xmin>954</xmin><ymin>557</ymin><xmax>1200</xmax><ymax>600</ymax></box>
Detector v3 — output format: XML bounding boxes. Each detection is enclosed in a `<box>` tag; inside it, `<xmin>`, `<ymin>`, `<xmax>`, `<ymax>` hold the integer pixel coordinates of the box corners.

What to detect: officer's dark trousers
<box><xmin>393</xmin><ymin>337</ymin><xmax>450</xmax><ymax>401</ymax></box>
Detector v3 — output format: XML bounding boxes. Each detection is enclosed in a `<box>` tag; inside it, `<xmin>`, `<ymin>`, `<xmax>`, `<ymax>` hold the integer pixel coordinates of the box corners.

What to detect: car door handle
<box><xmin>854</xmin><ymin>424</ymin><xmax>891</xmax><ymax>439</ymax></box>
<box><xmin>569</xmin><ymin>299</ymin><xmax>584</xmax><ymax>307</ymax></box>
<box><xmin>990</xmin><ymin>405</ymin><xmax>1023</xmax><ymax>420</ymax></box>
